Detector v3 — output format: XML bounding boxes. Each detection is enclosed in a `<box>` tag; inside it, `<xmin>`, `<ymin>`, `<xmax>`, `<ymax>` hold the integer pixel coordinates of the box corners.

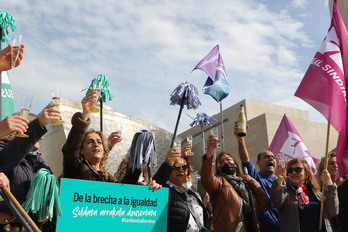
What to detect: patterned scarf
<box><xmin>222</xmin><ymin>174</ymin><xmax>249</xmax><ymax>203</ymax></box>
<box><xmin>292</xmin><ymin>183</ymin><xmax>309</xmax><ymax>209</ymax></box>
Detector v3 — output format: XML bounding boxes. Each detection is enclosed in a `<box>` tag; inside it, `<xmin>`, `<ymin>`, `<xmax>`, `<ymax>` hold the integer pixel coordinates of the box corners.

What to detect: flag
<box><xmin>268</xmin><ymin>114</ymin><xmax>318</xmax><ymax>173</ymax></box>
<box><xmin>192</xmin><ymin>45</ymin><xmax>230</xmax><ymax>102</ymax></box>
<box><xmin>294</xmin><ymin>0</ymin><xmax>348</xmax><ymax>176</ymax></box>
<box><xmin>0</xmin><ymin>10</ymin><xmax>17</xmax><ymax>119</ymax></box>
<box><xmin>1</xmin><ymin>71</ymin><xmax>16</xmax><ymax>119</ymax></box>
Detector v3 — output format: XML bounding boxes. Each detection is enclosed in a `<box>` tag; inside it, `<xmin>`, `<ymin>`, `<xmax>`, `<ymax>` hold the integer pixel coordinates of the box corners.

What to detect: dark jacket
<box><xmin>336</xmin><ymin>179</ymin><xmax>348</xmax><ymax>232</ymax></box>
<box><xmin>62</xmin><ymin>112</ymin><xmax>139</xmax><ymax>183</ymax></box>
<box><xmin>153</xmin><ymin>162</ymin><xmax>210</xmax><ymax>232</ymax></box>
<box><xmin>0</xmin><ymin>118</ymin><xmax>49</xmax><ymax>209</ymax></box>
<box><xmin>271</xmin><ymin>179</ymin><xmax>338</xmax><ymax>232</ymax></box>
<box><xmin>0</xmin><ymin>119</ymin><xmax>54</xmax><ymax>231</ymax></box>
<box><xmin>62</xmin><ymin>112</ymin><xmax>116</xmax><ymax>182</ymax></box>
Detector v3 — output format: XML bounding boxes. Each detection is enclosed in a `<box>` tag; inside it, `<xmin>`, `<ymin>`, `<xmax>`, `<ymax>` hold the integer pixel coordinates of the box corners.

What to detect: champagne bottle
<box><xmin>237</xmin><ymin>104</ymin><xmax>247</xmax><ymax>137</ymax></box>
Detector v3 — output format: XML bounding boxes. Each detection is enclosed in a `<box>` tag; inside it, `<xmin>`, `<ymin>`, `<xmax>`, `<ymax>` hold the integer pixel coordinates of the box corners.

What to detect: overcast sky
<box><xmin>2</xmin><ymin>0</ymin><xmax>332</xmax><ymax>134</ymax></box>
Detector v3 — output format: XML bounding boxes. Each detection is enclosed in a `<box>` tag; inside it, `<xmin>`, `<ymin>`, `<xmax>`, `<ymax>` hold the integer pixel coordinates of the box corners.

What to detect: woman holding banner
<box><xmin>316</xmin><ymin>152</ymin><xmax>348</xmax><ymax>232</ymax></box>
<box><xmin>271</xmin><ymin>157</ymin><xmax>338</xmax><ymax>232</ymax></box>
<box><xmin>200</xmin><ymin>135</ymin><xmax>268</xmax><ymax>232</ymax></box>
<box><xmin>153</xmin><ymin>146</ymin><xmax>211</xmax><ymax>232</ymax></box>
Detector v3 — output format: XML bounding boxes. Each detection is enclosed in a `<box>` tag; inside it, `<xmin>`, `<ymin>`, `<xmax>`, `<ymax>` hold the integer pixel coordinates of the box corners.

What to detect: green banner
<box><xmin>1</xmin><ymin>71</ymin><xmax>15</xmax><ymax>120</ymax></box>
<box><xmin>56</xmin><ymin>178</ymin><xmax>168</xmax><ymax>231</ymax></box>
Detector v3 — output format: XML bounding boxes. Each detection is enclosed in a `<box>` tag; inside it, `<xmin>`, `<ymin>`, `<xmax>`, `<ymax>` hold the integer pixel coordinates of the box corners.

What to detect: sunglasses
<box><xmin>173</xmin><ymin>165</ymin><xmax>189</xmax><ymax>171</ymax></box>
<box><xmin>287</xmin><ymin>167</ymin><xmax>304</xmax><ymax>174</ymax></box>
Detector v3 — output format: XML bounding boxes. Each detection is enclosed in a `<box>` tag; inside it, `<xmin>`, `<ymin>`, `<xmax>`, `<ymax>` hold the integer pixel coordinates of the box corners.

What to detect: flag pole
<box><xmin>202</xmin><ymin>130</ymin><xmax>205</xmax><ymax>154</ymax></box>
<box><xmin>170</xmin><ymin>95</ymin><xmax>186</xmax><ymax>148</ymax></box>
<box><xmin>99</xmin><ymin>100</ymin><xmax>103</xmax><ymax>132</ymax></box>
<box><xmin>243</xmin><ymin>167</ymin><xmax>261</xmax><ymax>232</ymax></box>
<box><xmin>0</xmin><ymin>187</ymin><xmax>40</xmax><ymax>232</ymax></box>
<box><xmin>319</xmin><ymin>122</ymin><xmax>331</xmax><ymax>231</ymax></box>
<box><xmin>219</xmin><ymin>101</ymin><xmax>225</xmax><ymax>151</ymax></box>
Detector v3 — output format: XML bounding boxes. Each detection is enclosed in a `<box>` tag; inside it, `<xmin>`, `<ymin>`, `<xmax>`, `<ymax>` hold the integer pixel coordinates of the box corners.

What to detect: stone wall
<box><xmin>40</xmin><ymin>98</ymin><xmax>172</xmax><ymax>178</ymax></box>
<box><xmin>40</xmin><ymin>98</ymin><xmax>338</xmax><ymax>181</ymax></box>
<box><xmin>178</xmin><ymin>99</ymin><xmax>338</xmax><ymax>174</ymax></box>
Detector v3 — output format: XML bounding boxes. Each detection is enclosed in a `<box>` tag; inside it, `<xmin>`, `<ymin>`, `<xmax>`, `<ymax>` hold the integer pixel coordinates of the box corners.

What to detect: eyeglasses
<box><xmin>287</xmin><ymin>167</ymin><xmax>304</xmax><ymax>174</ymax></box>
<box><xmin>173</xmin><ymin>165</ymin><xmax>189</xmax><ymax>171</ymax></box>
<box><xmin>219</xmin><ymin>157</ymin><xmax>232</xmax><ymax>165</ymax></box>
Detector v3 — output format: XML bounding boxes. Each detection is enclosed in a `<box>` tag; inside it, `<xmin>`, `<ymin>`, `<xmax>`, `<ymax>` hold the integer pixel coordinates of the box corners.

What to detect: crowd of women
<box><xmin>158</xmin><ymin>128</ymin><xmax>345</xmax><ymax>232</ymax></box>
<box><xmin>0</xmin><ymin>43</ymin><xmax>346</xmax><ymax>232</ymax></box>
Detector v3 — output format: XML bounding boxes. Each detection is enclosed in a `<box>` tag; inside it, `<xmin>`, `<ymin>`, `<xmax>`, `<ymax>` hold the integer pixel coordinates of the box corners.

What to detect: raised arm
<box><xmin>200</xmin><ymin>135</ymin><xmax>222</xmax><ymax>196</ymax></box>
<box><xmin>321</xmin><ymin>169</ymin><xmax>339</xmax><ymax>218</ymax></box>
<box><xmin>0</xmin><ymin>102</ymin><xmax>59</xmax><ymax>172</ymax></box>
<box><xmin>61</xmin><ymin>92</ymin><xmax>96</xmax><ymax>177</ymax></box>
<box><xmin>242</xmin><ymin>173</ymin><xmax>269</xmax><ymax>212</ymax></box>
<box><xmin>234</xmin><ymin>121</ymin><xmax>250</xmax><ymax>162</ymax></box>
<box><xmin>270</xmin><ymin>166</ymin><xmax>287</xmax><ymax>210</ymax></box>
<box><xmin>0</xmin><ymin>115</ymin><xmax>28</xmax><ymax>137</ymax></box>
<box><xmin>0</xmin><ymin>44</ymin><xmax>24</xmax><ymax>71</ymax></box>
<box><xmin>153</xmin><ymin>148</ymin><xmax>180</xmax><ymax>186</ymax></box>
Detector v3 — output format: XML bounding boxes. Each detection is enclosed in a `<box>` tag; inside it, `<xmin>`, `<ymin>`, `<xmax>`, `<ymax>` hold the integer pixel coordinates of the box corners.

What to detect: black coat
<box><xmin>338</xmin><ymin>179</ymin><xmax>348</xmax><ymax>232</ymax></box>
<box><xmin>0</xmin><ymin>119</ymin><xmax>54</xmax><ymax>231</ymax></box>
<box><xmin>0</xmin><ymin>119</ymin><xmax>49</xmax><ymax>209</ymax></box>
<box><xmin>153</xmin><ymin>162</ymin><xmax>210</xmax><ymax>232</ymax></box>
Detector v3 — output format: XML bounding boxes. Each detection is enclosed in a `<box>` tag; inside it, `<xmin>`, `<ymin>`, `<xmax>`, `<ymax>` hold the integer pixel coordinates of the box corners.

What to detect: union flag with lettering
<box><xmin>295</xmin><ymin>0</ymin><xmax>348</xmax><ymax>176</ymax></box>
<box><xmin>1</xmin><ymin>71</ymin><xmax>16</xmax><ymax>119</ymax></box>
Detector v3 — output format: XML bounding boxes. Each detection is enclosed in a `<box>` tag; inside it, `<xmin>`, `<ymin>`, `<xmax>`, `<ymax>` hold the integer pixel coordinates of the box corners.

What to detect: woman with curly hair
<box><xmin>271</xmin><ymin>157</ymin><xmax>338</xmax><ymax>232</ymax></box>
<box><xmin>62</xmin><ymin>89</ymin><xmax>116</xmax><ymax>181</ymax></box>
<box><xmin>62</xmin><ymin>91</ymin><xmax>161</xmax><ymax>192</ymax></box>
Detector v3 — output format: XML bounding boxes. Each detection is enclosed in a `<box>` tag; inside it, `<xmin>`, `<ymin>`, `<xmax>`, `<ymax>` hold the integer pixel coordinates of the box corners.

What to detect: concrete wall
<box><xmin>40</xmin><ymin>98</ymin><xmax>172</xmax><ymax>178</ymax></box>
<box><xmin>178</xmin><ymin>99</ymin><xmax>338</xmax><ymax>173</ymax></box>
<box><xmin>40</xmin><ymin>98</ymin><xmax>338</xmax><ymax>178</ymax></box>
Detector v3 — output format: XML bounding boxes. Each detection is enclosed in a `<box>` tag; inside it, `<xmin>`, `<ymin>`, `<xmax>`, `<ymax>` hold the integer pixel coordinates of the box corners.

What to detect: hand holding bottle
<box><xmin>236</xmin><ymin>104</ymin><xmax>247</xmax><ymax>137</ymax></box>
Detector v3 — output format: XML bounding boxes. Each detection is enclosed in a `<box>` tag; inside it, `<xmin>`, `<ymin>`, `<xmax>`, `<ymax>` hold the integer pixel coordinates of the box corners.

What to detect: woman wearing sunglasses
<box><xmin>271</xmin><ymin>157</ymin><xmax>338</xmax><ymax>232</ymax></box>
<box><xmin>153</xmin><ymin>145</ymin><xmax>210</xmax><ymax>232</ymax></box>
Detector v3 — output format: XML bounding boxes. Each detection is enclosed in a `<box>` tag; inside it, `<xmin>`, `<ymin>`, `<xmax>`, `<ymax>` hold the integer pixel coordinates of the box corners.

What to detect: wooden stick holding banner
<box><xmin>319</xmin><ymin>122</ymin><xmax>331</xmax><ymax>231</ymax></box>
<box><xmin>0</xmin><ymin>186</ymin><xmax>40</xmax><ymax>232</ymax></box>
<box><xmin>243</xmin><ymin>167</ymin><xmax>260</xmax><ymax>232</ymax></box>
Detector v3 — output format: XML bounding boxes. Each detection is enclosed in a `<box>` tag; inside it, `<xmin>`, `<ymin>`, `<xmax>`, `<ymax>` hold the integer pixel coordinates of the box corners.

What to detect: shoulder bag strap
<box><xmin>187</xmin><ymin>203</ymin><xmax>204</xmax><ymax>230</ymax></box>
<box><xmin>172</xmin><ymin>188</ymin><xmax>204</xmax><ymax>229</ymax></box>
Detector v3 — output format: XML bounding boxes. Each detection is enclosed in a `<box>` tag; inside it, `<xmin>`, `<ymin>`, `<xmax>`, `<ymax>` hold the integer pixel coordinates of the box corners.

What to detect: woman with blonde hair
<box><xmin>271</xmin><ymin>157</ymin><xmax>338</xmax><ymax>232</ymax></box>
